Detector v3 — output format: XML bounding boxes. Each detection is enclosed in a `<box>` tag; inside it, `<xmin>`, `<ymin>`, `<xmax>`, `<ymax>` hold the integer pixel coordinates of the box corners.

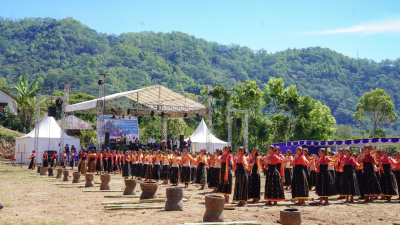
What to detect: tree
<box><xmin>355</xmin><ymin>88</ymin><xmax>398</xmax><ymax>137</ymax></box>
<box><xmin>263</xmin><ymin>77</ymin><xmax>285</xmax><ymax>114</ymax></box>
<box><xmin>11</xmin><ymin>76</ymin><xmax>43</xmax><ymax>129</ymax></box>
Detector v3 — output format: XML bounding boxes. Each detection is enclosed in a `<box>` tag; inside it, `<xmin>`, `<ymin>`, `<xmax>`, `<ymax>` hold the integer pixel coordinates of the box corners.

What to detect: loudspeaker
<box><xmin>235</xmin><ymin>118</ymin><xmax>242</xmax><ymax>127</ymax></box>
<box><xmin>180</xmin><ymin>135</ymin><xmax>184</xmax><ymax>143</ymax></box>
<box><xmin>105</xmin><ymin>132</ymin><xmax>110</xmax><ymax>146</ymax></box>
<box><xmin>48</xmin><ymin>107</ymin><xmax>56</xmax><ymax>117</ymax></box>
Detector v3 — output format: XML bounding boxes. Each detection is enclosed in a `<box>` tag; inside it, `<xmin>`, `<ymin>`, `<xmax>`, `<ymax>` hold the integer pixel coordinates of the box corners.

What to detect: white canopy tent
<box><xmin>185</xmin><ymin>118</ymin><xmax>227</xmax><ymax>153</ymax></box>
<box><xmin>15</xmin><ymin>115</ymin><xmax>80</xmax><ymax>164</ymax></box>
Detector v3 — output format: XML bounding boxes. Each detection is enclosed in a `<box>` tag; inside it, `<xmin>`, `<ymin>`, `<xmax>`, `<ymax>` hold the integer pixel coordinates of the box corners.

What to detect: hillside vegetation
<box><xmin>0</xmin><ymin>17</ymin><xmax>399</xmax><ymax>134</ymax></box>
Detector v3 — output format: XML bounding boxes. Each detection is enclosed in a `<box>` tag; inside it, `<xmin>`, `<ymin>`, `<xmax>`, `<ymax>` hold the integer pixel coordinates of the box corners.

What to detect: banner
<box><xmin>98</xmin><ymin>115</ymin><xmax>139</xmax><ymax>142</ymax></box>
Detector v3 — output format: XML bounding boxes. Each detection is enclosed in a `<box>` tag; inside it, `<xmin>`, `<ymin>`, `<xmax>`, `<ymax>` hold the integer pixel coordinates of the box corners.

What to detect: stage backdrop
<box><xmin>98</xmin><ymin>115</ymin><xmax>139</xmax><ymax>143</ymax></box>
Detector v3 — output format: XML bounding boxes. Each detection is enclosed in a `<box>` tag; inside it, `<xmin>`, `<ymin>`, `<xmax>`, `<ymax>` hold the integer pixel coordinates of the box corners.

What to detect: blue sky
<box><xmin>1</xmin><ymin>0</ymin><xmax>400</xmax><ymax>62</ymax></box>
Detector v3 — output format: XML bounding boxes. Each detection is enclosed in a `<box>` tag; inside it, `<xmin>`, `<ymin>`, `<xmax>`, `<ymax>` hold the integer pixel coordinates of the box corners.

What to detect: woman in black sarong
<box><xmin>316</xmin><ymin>148</ymin><xmax>337</xmax><ymax>205</ymax></box>
<box><xmin>341</xmin><ymin>149</ymin><xmax>360</xmax><ymax>203</ymax></box>
<box><xmin>283</xmin><ymin>150</ymin><xmax>293</xmax><ymax>190</ymax></box>
<box><xmin>291</xmin><ymin>147</ymin><xmax>309</xmax><ymax>206</ymax></box>
<box><xmin>379</xmin><ymin>149</ymin><xmax>398</xmax><ymax>202</ymax></box>
<box><xmin>209</xmin><ymin>150</ymin><xmax>222</xmax><ymax>190</ymax></box>
<box><xmin>122</xmin><ymin>151</ymin><xmax>131</xmax><ymax>178</ymax></box>
<box><xmin>360</xmin><ymin>145</ymin><xmax>382</xmax><ymax>202</ymax></box>
<box><xmin>28</xmin><ymin>151</ymin><xmax>36</xmax><ymax>170</ymax></box>
<box><xmin>264</xmin><ymin>146</ymin><xmax>285</xmax><ymax>205</ymax></box>
<box><xmin>217</xmin><ymin>146</ymin><xmax>234</xmax><ymax>204</ymax></box>
<box><xmin>161</xmin><ymin>150</ymin><xmax>171</xmax><ymax>184</ymax></box>
<box><xmin>248</xmin><ymin>148</ymin><xmax>262</xmax><ymax>203</ymax></box>
<box><xmin>233</xmin><ymin>147</ymin><xmax>249</xmax><ymax>206</ymax></box>
<box><xmin>42</xmin><ymin>151</ymin><xmax>49</xmax><ymax>167</ymax></box>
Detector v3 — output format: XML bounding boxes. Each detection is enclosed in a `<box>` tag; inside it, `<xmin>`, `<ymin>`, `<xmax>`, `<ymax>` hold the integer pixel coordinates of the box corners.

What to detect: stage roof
<box><xmin>66</xmin><ymin>85</ymin><xmax>207</xmax><ymax>118</ymax></box>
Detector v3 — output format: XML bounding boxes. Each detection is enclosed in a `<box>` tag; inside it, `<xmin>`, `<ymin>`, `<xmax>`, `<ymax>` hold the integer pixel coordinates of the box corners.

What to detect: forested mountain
<box><xmin>1</xmin><ymin>17</ymin><xmax>399</xmax><ymax>132</ymax></box>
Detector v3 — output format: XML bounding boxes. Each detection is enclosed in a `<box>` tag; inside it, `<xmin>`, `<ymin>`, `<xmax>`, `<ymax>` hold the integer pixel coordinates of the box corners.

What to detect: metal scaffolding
<box><xmin>228</xmin><ymin>109</ymin><xmax>249</xmax><ymax>152</ymax></box>
<box><xmin>206</xmin><ymin>87</ymin><xmax>213</xmax><ymax>153</ymax></box>
<box><xmin>34</xmin><ymin>94</ymin><xmax>66</xmax><ymax>162</ymax></box>
<box><xmin>60</xmin><ymin>84</ymin><xmax>71</xmax><ymax>154</ymax></box>
<box><xmin>96</xmin><ymin>74</ymin><xmax>106</xmax><ymax>149</ymax></box>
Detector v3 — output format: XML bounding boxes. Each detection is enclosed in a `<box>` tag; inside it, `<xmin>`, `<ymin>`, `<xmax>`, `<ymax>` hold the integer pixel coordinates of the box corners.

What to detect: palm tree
<box><xmin>11</xmin><ymin>76</ymin><xmax>43</xmax><ymax>129</ymax></box>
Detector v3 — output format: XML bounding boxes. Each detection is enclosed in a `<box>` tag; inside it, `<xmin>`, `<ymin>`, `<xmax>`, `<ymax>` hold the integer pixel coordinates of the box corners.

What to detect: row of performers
<box><xmin>28</xmin><ymin>150</ymin><xmax>74</xmax><ymax>170</ymax></box>
<box><xmin>27</xmin><ymin>144</ymin><xmax>400</xmax><ymax>207</ymax></box>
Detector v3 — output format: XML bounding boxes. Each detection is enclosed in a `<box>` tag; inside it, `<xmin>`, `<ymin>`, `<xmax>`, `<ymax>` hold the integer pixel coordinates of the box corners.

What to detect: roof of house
<box><xmin>0</xmin><ymin>87</ymin><xmax>20</xmax><ymax>105</ymax></box>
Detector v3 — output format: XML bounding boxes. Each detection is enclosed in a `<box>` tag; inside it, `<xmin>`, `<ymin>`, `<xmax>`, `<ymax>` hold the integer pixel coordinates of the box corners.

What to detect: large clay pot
<box><xmin>72</xmin><ymin>172</ymin><xmax>81</xmax><ymax>183</ymax></box>
<box><xmin>40</xmin><ymin>167</ymin><xmax>48</xmax><ymax>176</ymax></box>
<box><xmin>63</xmin><ymin>170</ymin><xmax>70</xmax><ymax>181</ymax></box>
<box><xmin>203</xmin><ymin>195</ymin><xmax>225</xmax><ymax>222</ymax></box>
<box><xmin>165</xmin><ymin>187</ymin><xmax>184</xmax><ymax>211</ymax></box>
<box><xmin>280</xmin><ymin>208</ymin><xmax>301</xmax><ymax>225</ymax></box>
<box><xmin>56</xmin><ymin>168</ymin><xmax>63</xmax><ymax>178</ymax></box>
<box><xmin>47</xmin><ymin>167</ymin><xmax>54</xmax><ymax>176</ymax></box>
<box><xmin>140</xmin><ymin>181</ymin><xmax>158</xmax><ymax>199</ymax></box>
<box><xmin>85</xmin><ymin>174</ymin><xmax>95</xmax><ymax>187</ymax></box>
<box><xmin>37</xmin><ymin>166</ymin><xmax>41</xmax><ymax>174</ymax></box>
<box><xmin>123</xmin><ymin>179</ymin><xmax>137</xmax><ymax>195</ymax></box>
<box><xmin>100</xmin><ymin>174</ymin><xmax>111</xmax><ymax>190</ymax></box>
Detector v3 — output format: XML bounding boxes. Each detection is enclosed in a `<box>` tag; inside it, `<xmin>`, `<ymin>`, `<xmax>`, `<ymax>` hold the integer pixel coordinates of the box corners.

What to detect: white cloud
<box><xmin>307</xmin><ymin>19</ymin><xmax>400</xmax><ymax>35</ymax></box>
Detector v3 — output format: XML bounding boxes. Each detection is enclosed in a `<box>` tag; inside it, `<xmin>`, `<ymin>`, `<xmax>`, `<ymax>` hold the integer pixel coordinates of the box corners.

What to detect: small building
<box><xmin>0</xmin><ymin>88</ymin><xmax>19</xmax><ymax>114</ymax></box>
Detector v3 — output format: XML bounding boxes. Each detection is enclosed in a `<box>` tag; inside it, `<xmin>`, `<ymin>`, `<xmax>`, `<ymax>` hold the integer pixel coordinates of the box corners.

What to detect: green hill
<box><xmin>1</xmin><ymin>17</ymin><xmax>399</xmax><ymax>133</ymax></box>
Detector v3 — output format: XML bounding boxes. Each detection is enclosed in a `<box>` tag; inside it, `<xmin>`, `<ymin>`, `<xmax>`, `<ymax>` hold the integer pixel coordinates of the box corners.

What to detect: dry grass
<box><xmin>0</xmin><ymin>162</ymin><xmax>399</xmax><ymax>225</ymax></box>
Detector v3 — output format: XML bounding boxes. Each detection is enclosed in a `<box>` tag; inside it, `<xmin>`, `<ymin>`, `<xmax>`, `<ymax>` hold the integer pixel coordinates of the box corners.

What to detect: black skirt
<box><xmin>316</xmin><ymin>165</ymin><xmax>337</xmax><ymax>197</ymax></box>
<box><xmin>291</xmin><ymin>165</ymin><xmax>309</xmax><ymax>200</ymax></box>
<box><xmin>284</xmin><ymin>168</ymin><xmax>293</xmax><ymax>187</ymax></box>
<box><xmin>151</xmin><ymin>164</ymin><xmax>161</xmax><ymax>180</ymax></box>
<box><xmin>304</xmin><ymin>166</ymin><xmax>312</xmax><ymax>190</ymax></box>
<box><xmin>70</xmin><ymin>158</ymin><xmax>75</xmax><ymax>168</ymax></box>
<box><xmin>356</xmin><ymin>169</ymin><xmax>365</xmax><ymax>197</ymax></box>
<box><xmin>341</xmin><ymin>165</ymin><xmax>360</xmax><ymax>196</ymax></box>
<box><xmin>144</xmin><ymin>164</ymin><xmax>152</xmax><ymax>179</ymax></box>
<box><xmin>233</xmin><ymin>163</ymin><xmax>248</xmax><ymax>202</ymax></box>
<box><xmin>136</xmin><ymin>163</ymin><xmax>143</xmax><ymax>177</ymax></box>
<box><xmin>42</xmin><ymin>157</ymin><xmax>48</xmax><ymax>167</ymax></box>
<box><xmin>209</xmin><ymin>167</ymin><xmax>220</xmax><ymax>188</ymax></box>
<box><xmin>394</xmin><ymin>170</ymin><xmax>400</xmax><ymax>196</ymax></box>
<box><xmin>190</xmin><ymin>167</ymin><xmax>197</xmax><ymax>182</ymax></box>
<box><xmin>362</xmin><ymin>162</ymin><xmax>382</xmax><ymax>196</ymax></box>
<box><xmin>248</xmin><ymin>164</ymin><xmax>261</xmax><ymax>199</ymax></box>
<box><xmin>380</xmin><ymin>164</ymin><xmax>398</xmax><ymax>196</ymax></box>
<box><xmin>170</xmin><ymin>166</ymin><xmax>179</xmax><ymax>184</ymax></box>
<box><xmin>181</xmin><ymin>166</ymin><xmax>191</xmax><ymax>183</ymax></box>
<box><xmin>335</xmin><ymin>171</ymin><xmax>343</xmax><ymax>195</ymax></box>
<box><xmin>107</xmin><ymin>158</ymin><xmax>113</xmax><ymax>173</ymax></box>
<box><xmin>28</xmin><ymin>157</ymin><xmax>35</xmax><ymax>169</ymax></box>
<box><xmin>161</xmin><ymin>164</ymin><xmax>170</xmax><ymax>180</ymax></box>
<box><xmin>122</xmin><ymin>161</ymin><xmax>131</xmax><ymax>177</ymax></box>
<box><xmin>141</xmin><ymin>164</ymin><xmax>147</xmax><ymax>178</ymax></box>
<box><xmin>329</xmin><ymin>169</ymin><xmax>336</xmax><ymax>182</ymax></box>
<box><xmin>96</xmin><ymin>158</ymin><xmax>102</xmax><ymax>171</ymax></box>
<box><xmin>207</xmin><ymin>167</ymin><xmax>213</xmax><ymax>184</ymax></box>
<box><xmin>310</xmin><ymin>170</ymin><xmax>317</xmax><ymax>187</ymax></box>
<box><xmin>264</xmin><ymin>164</ymin><xmax>285</xmax><ymax>201</ymax></box>
<box><xmin>113</xmin><ymin>158</ymin><xmax>119</xmax><ymax>171</ymax></box>
<box><xmin>103</xmin><ymin>158</ymin><xmax>108</xmax><ymax>172</ymax></box>
<box><xmin>133</xmin><ymin>162</ymin><xmax>139</xmax><ymax>177</ymax></box>
<box><xmin>217</xmin><ymin>163</ymin><xmax>232</xmax><ymax>195</ymax></box>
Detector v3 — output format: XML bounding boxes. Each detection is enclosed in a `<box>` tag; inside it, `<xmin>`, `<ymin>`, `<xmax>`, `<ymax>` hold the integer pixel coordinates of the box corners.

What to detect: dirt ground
<box><xmin>0</xmin><ymin>162</ymin><xmax>399</xmax><ymax>225</ymax></box>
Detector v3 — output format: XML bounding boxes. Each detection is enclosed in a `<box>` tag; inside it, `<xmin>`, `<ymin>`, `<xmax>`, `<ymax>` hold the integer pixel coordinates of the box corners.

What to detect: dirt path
<box><xmin>0</xmin><ymin>163</ymin><xmax>399</xmax><ymax>225</ymax></box>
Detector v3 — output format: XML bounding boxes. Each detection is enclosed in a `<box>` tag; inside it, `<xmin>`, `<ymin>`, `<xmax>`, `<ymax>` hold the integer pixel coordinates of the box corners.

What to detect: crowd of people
<box><xmin>27</xmin><ymin>144</ymin><xmax>400</xmax><ymax>206</ymax></box>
